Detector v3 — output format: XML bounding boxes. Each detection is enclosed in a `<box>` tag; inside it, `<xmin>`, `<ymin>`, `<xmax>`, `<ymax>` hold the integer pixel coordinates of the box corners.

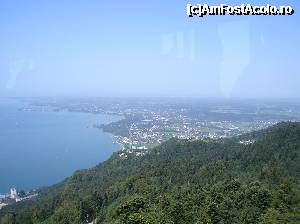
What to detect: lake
<box><xmin>0</xmin><ymin>99</ymin><xmax>121</xmax><ymax>193</ymax></box>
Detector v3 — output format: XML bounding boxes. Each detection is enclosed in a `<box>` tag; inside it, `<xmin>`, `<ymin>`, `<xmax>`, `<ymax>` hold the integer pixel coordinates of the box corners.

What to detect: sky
<box><xmin>0</xmin><ymin>0</ymin><xmax>299</xmax><ymax>98</ymax></box>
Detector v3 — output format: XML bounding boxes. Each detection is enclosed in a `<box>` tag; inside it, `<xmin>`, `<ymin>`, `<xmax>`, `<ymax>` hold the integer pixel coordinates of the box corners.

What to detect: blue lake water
<box><xmin>0</xmin><ymin>99</ymin><xmax>121</xmax><ymax>193</ymax></box>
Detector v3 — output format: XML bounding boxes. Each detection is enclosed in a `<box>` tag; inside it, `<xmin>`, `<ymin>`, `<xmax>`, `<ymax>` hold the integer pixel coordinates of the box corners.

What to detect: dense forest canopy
<box><xmin>1</xmin><ymin>122</ymin><xmax>299</xmax><ymax>224</ymax></box>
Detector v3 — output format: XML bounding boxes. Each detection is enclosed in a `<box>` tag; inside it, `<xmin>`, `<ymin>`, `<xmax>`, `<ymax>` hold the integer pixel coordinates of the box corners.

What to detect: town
<box><xmin>22</xmin><ymin>98</ymin><xmax>300</xmax><ymax>158</ymax></box>
<box><xmin>0</xmin><ymin>188</ymin><xmax>38</xmax><ymax>210</ymax></box>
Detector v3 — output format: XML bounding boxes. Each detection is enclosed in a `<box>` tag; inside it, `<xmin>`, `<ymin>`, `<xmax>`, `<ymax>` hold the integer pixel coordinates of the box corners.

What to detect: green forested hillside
<box><xmin>1</xmin><ymin>122</ymin><xmax>300</xmax><ymax>224</ymax></box>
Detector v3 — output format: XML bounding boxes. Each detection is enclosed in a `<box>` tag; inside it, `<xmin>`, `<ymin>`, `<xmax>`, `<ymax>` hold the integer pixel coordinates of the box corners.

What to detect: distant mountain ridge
<box><xmin>1</xmin><ymin>122</ymin><xmax>299</xmax><ymax>224</ymax></box>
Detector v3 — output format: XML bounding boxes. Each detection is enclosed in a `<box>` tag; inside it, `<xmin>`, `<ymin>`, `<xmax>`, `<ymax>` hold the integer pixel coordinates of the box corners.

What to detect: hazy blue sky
<box><xmin>0</xmin><ymin>0</ymin><xmax>299</xmax><ymax>98</ymax></box>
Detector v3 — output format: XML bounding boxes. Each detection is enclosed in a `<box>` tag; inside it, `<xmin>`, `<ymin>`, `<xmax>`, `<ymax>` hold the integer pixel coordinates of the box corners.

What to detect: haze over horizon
<box><xmin>0</xmin><ymin>0</ymin><xmax>299</xmax><ymax>99</ymax></box>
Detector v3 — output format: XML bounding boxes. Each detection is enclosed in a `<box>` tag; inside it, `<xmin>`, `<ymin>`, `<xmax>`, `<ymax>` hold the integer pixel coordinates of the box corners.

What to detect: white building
<box><xmin>10</xmin><ymin>188</ymin><xmax>18</xmax><ymax>199</ymax></box>
<box><xmin>0</xmin><ymin>203</ymin><xmax>8</xmax><ymax>210</ymax></box>
<box><xmin>9</xmin><ymin>188</ymin><xmax>21</xmax><ymax>202</ymax></box>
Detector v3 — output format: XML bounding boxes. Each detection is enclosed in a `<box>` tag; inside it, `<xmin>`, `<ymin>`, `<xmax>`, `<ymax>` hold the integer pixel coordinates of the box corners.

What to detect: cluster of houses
<box><xmin>0</xmin><ymin>188</ymin><xmax>37</xmax><ymax>210</ymax></box>
<box><xmin>0</xmin><ymin>188</ymin><xmax>20</xmax><ymax>210</ymax></box>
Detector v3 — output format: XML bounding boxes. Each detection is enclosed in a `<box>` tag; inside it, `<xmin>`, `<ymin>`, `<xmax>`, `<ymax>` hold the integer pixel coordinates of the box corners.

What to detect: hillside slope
<box><xmin>1</xmin><ymin>122</ymin><xmax>300</xmax><ymax>224</ymax></box>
